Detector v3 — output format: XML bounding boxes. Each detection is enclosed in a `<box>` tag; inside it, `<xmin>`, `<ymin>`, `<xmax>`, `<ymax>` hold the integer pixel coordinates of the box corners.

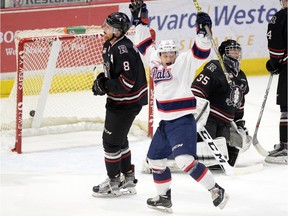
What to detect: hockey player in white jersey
<box><xmin>130</xmin><ymin>0</ymin><xmax>229</xmax><ymax>213</ymax></box>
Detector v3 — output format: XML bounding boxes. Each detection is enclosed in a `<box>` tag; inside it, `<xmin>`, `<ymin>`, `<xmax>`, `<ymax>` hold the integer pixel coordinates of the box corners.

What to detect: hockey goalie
<box><xmin>142</xmin><ymin>97</ymin><xmax>252</xmax><ymax>173</ymax></box>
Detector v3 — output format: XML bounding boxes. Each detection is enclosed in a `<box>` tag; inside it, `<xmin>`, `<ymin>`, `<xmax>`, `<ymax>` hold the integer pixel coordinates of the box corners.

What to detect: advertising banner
<box><xmin>120</xmin><ymin>0</ymin><xmax>279</xmax><ymax>60</ymax></box>
<box><xmin>0</xmin><ymin>3</ymin><xmax>118</xmax><ymax>76</ymax></box>
<box><xmin>0</xmin><ymin>0</ymin><xmax>281</xmax><ymax>77</ymax></box>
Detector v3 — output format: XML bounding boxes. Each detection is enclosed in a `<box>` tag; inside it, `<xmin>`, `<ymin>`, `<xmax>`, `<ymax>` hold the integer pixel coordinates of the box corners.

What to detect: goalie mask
<box><xmin>104</xmin><ymin>12</ymin><xmax>131</xmax><ymax>35</ymax></box>
<box><xmin>218</xmin><ymin>39</ymin><xmax>242</xmax><ymax>73</ymax></box>
<box><xmin>157</xmin><ymin>40</ymin><xmax>179</xmax><ymax>66</ymax></box>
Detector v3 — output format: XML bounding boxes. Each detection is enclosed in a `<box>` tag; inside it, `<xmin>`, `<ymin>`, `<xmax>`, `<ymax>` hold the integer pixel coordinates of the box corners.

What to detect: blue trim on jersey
<box><xmin>156</xmin><ymin>97</ymin><xmax>197</xmax><ymax>113</ymax></box>
<box><xmin>192</xmin><ymin>43</ymin><xmax>210</xmax><ymax>59</ymax></box>
<box><xmin>137</xmin><ymin>38</ymin><xmax>153</xmax><ymax>55</ymax></box>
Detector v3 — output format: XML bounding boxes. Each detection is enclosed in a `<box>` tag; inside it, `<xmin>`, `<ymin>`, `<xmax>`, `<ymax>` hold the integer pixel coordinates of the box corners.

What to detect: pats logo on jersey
<box><xmin>151</xmin><ymin>67</ymin><xmax>173</xmax><ymax>84</ymax></box>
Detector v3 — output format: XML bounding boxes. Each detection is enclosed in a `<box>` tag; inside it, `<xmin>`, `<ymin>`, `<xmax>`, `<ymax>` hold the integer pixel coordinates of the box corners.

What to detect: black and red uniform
<box><xmin>192</xmin><ymin>59</ymin><xmax>249</xmax><ymax>166</ymax></box>
<box><xmin>101</xmin><ymin>35</ymin><xmax>148</xmax><ymax>178</ymax></box>
<box><xmin>267</xmin><ymin>6</ymin><xmax>287</xmax><ymax>144</ymax></box>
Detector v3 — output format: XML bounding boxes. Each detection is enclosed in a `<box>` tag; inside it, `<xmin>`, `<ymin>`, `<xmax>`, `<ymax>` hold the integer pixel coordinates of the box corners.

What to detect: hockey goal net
<box><xmin>0</xmin><ymin>26</ymin><xmax>153</xmax><ymax>153</ymax></box>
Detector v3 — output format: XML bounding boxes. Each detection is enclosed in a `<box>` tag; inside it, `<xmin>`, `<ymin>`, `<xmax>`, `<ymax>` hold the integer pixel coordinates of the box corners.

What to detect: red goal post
<box><xmin>0</xmin><ymin>26</ymin><xmax>154</xmax><ymax>153</ymax></box>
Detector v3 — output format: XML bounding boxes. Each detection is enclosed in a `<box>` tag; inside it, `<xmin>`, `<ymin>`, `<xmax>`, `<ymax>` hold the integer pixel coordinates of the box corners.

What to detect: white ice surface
<box><xmin>1</xmin><ymin>75</ymin><xmax>288</xmax><ymax>216</ymax></box>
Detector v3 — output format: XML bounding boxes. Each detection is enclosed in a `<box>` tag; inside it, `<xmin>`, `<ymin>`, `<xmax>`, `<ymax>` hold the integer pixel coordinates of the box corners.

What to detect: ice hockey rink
<box><xmin>1</xmin><ymin>75</ymin><xmax>288</xmax><ymax>216</ymax></box>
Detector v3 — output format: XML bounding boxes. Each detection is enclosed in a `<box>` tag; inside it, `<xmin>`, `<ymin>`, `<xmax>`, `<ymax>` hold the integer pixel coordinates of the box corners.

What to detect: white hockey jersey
<box><xmin>134</xmin><ymin>24</ymin><xmax>212</xmax><ymax>121</ymax></box>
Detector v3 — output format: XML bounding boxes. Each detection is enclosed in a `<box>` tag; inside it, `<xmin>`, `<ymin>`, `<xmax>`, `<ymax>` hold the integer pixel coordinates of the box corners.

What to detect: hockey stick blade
<box><xmin>252</xmin><ymin>135</ymin><xmax>269</xmax><ymax>157</ymax></box>
<box><xmin>233</xmin><ymin>163</ymin><xmax>263</xmax><ymax>176</ymax></box>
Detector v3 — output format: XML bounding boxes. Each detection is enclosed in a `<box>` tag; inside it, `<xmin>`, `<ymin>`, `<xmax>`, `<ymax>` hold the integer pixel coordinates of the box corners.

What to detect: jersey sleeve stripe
<box><xmin>191</xmin><ymin>86</ymin><xmax>208</xmax><ymax>98</ymax></box>
<box><xmin>136</xmin><ymin>38</ymin><xmax>153</xmax><ymax>55</ymax></box>
<box><xmin>192</xmin><ymin>43</ymin><xmax>211</xmax><ymax>60</ymax></box>
<box><xmin>156</xmin><ymin>97</ymin><xmax>197</xmax><ymax>113</ymax></box>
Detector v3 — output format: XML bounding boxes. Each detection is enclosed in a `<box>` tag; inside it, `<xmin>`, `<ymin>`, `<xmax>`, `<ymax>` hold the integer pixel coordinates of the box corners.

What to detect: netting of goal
<box><xmin>0</xmin><ymin>26</ymin><xmax>153</xmax><ymax>153</ymax></box>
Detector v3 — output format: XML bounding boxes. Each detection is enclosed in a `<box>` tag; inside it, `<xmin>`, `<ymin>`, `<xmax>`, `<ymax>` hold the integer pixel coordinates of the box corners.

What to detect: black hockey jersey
<box><xmin>191</xmin><ymin>60</ymin><xmax>249</xmax><ymax>123</ymax></box>
<box><xmin>102</xmin><ymin>36</ymin><xmax>148</xmax><ymax>109</ymax></box>
<box><xmin>267</xmin><ymin>7</ymin><xmax>287</xmax><ymax>106</ymax></box>
<box><xmin>267</xmin><ymin>8</ymin><xmax>287</xmax><ymax>69</ymax></box>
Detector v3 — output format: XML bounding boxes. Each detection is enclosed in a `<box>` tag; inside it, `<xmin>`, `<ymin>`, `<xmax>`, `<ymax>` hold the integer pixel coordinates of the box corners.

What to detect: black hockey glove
<box><xmin>235</xmin><ymin>119</ymin><xmax>249</xmax><ymax>135</ymax></box>
<box><xmin>196</xmin><ymin>12</ymin><xmax>212</xmax><ymax>36</ymax></box>
<box><xmin>129</xmin><ymin>0</ymin><xmax>149</xmax><ymax>26</ymax></box>
<box><xmin>92</xmin><ymin>73</ymin><xmax>109</xmax><ymax>96</ymax></box>
<box><xmin>266</xmin><ymin>60</ymin><xmax>280</xmax><ymax>75</ymax></box>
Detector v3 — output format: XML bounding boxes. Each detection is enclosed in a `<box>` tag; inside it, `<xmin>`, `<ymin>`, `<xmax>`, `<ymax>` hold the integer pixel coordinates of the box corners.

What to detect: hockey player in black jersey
<box><xmin>265</xmin><ymin>0</ymin><xmax>287</xmax><ymax>164</ymax></box>
<box><xmin>92</xmin><ymin>12</ymin><xmax>148</xmax><ymax>196</ymax></box>
<box><xmin>192</xmin><ymin>39</ymin><xmax>251</xmax><ymax>168</ymax></box>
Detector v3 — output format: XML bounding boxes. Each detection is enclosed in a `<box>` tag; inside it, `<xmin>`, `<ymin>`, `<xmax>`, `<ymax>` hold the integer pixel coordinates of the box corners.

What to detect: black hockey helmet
<box><xmin>105</xmin><ymin>12</ymin><xmax>131</xmax><ymax>34</ymax></box>
<box><xmin>219</xmin><ymin>39</ymin><xmax>242</xmax><ymax>73</ymax></box>
<box><xmin>218</xmin><ymin>39</ymin><xmax>242</xmax><ymax>60</ymax></box>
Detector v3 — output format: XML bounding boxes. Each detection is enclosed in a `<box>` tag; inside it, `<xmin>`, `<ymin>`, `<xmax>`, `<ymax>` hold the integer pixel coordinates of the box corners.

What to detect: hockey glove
<box><xmin>92</xmin><ymin>73</ymin><xmax>109</xmax><ymax>96</ymax></box>
<box><xmin>233</xmin><ymin>119</ymin><xmax>252</xmax><ymax>152</ymax></box>
<box><xmin>266</xmin><ymin>60</ymin><xmax>280</xmax><ymax>75</ymax></box>
<box><xmin>129</xmin><ymin>0</ymin><xmax>149</xmax><ymax>26</ymax></box>
<box><xmin>196</xmin><ymin>12</ymin><xmax>212</xmax><ymax>36</ymax></box>
<box><xmin>235</xmin><ymin>119</ymin><xmax>249</xmax><ymax>135</ymax></box>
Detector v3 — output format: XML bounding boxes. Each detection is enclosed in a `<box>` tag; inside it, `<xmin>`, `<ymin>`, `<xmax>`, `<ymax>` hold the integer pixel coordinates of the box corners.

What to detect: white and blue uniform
<box><xmin>134</xmin><ymin>24</ymin><xmax>211</xmax><ymax>121</ymax></box>
<box><xmin>134</xmin><ymin>24</ymin><xmax>211</xmax><ymax>160</ymax></box>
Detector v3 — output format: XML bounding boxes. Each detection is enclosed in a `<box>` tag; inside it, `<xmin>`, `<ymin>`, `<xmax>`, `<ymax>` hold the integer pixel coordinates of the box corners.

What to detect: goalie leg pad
<box><xmin>197</xmin><ymin>137</ymin><xmax>229</xmax><ymax>167</ymax></box>
<box><xmin>195</xmin><ymin>97</ymin><xmax>210</xmax><ymax>131</ymax></box>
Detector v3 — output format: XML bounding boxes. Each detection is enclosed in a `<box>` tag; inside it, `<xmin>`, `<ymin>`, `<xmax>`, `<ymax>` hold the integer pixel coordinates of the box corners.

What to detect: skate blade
<box><xmin>265</xmin><ymin>156</ymin><xmax>288</xmax><ymax>164</ymax></box>
<box><xmin>147</xmin><ymin>205</ymin><xmax>173</xmax><ymax>214</ymax></box>
<box><xmin>92</xmin><ymin>190</ymin><xmax>121</xmax><ymax>198</ymax></box>
<box><xmin>120</xmin><ymin>187</ymin><xmax>137</xmax><ymax>195</ymax></box>
<box><xmin>218</xmin><ymin>193</ymin><xmax>229</xmax><ymax>209</ymax></box>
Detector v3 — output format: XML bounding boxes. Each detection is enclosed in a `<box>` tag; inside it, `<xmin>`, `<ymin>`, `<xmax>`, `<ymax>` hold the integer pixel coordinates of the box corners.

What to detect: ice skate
<box><xmin>92</xmin><ymin>176</ymin><xmax>121</xmax><ymax>197</ymax></box>
<box><xmin>120</xmin><ymin>167</ymin><xmax>138</xmax><ymax>195</ymax></box>
<box><xmin>209</xmin><ymin>183</ymin><xmax>229</xmax><ymax>209</ymax></box>
<box><xmin>147</xmin><ymin>189</ymin><xmax>173</xmax><ymax>213</ymax></box>
<box><xmin>265</xmin><ymin>143</ymin><xmax>288</xmax><ymax>164</ymax></box>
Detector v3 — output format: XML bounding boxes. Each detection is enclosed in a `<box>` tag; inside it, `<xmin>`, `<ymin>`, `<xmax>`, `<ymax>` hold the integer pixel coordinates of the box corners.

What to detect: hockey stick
<box><xmin>252</xmin><ymin>75</ymin><xmax>273</xmax><ymax>157</ymax></box>
<box><xmin>192</xmin><ymin>0</ymin><xmax>231</xmax><ymax>84</ymax></box>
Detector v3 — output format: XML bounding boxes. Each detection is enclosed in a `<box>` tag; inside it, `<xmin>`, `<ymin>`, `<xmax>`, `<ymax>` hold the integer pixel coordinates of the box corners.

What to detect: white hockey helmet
<box><xmin>157</xmin><ymin>40</ymin><xmax>179</xmax><ymax>56</ymax></box>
